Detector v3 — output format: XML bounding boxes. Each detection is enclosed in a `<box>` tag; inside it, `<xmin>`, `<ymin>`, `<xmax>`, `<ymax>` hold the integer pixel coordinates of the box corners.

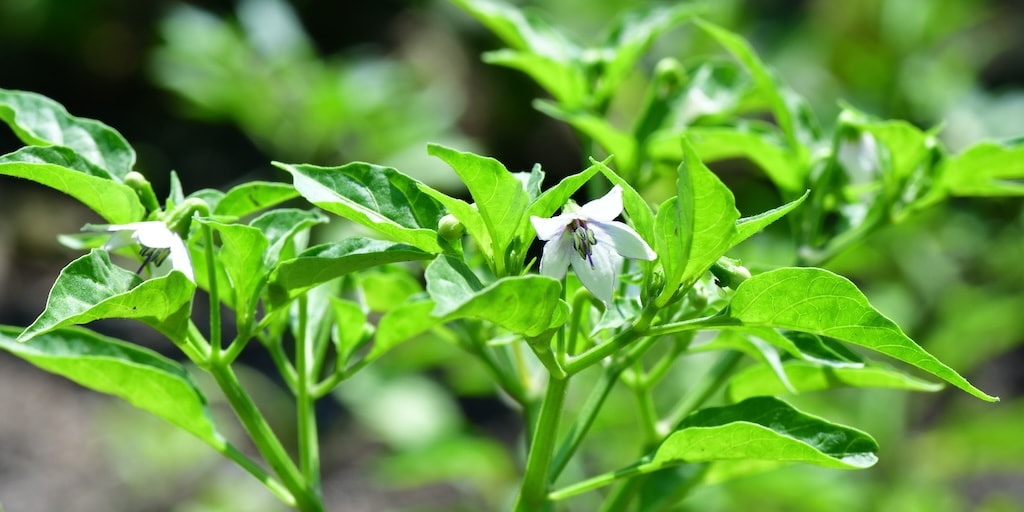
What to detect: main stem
<box><xmin>295</xmin><ymin>296</ymin><xmax>321</xmax><ymax>490</ymax></box>
<box><xmin>514</xmin><ymin>375</ymin><xmax>570</xmax><ymax>512</ymax></box>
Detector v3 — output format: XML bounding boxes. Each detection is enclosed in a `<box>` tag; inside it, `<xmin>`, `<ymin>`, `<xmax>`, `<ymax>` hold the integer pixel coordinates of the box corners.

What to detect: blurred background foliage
<box><xmin>0</xmin><ymin>0</ymin><xmax>1022</xmax><ymax>511</ymax></box>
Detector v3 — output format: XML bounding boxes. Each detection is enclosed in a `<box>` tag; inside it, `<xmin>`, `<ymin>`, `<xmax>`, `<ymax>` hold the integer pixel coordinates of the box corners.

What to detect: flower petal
<box><xmin>166</xmin><ymin>233</ymin><xmax>195</xmax><ymax>282</ymax></box>
<box><xmin>579</xmin><ymin>186</ymin><xmax>624</xmax><ymax>222</ymax></box>
<box><xmin>592</xmin><ymin>221</ymin><xmax>657</xmax><ymax>261</ymax></box>
<box><xmin>531</xmin><ymin>214</ymin><xmax>574</xmax><ymax>241</ymax></box>
<box><xmin>538</xmin><ymin>232</ymin><xmax>573</xmax><ymax>279</ymax></box>
<box><xmin>131</xmin><ymin>222</ymin><xmax>179</xmax><ymax>249</ymax></box>
<box><xmin>571</xmin><ymin>245</ymin><xmax>621</xmax><ymax>305</ymax></box>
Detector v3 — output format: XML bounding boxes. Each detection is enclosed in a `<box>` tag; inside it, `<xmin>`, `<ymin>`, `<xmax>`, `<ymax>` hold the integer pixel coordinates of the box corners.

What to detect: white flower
<box><xmin>530</xmin><ymin>186</ymin><xmax>656</xmax><ymax>304</ymax></box>
<box><xmin>93</xmin><ymin>221</ymin><xmax>194</xmax><ymax>282</ymax></box>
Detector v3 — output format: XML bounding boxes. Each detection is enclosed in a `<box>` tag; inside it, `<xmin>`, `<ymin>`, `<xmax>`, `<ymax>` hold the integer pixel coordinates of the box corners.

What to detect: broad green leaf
<box><xmin>198</xmin><ymin>219</ymin><xmax>268</xmax><ymax>312</ymax></box>
<box><xmin>0</xmin><ymin>89</ymin><xmax>136</xmax><ymax>180</ymax></box>
<box><xmin>275</xmin><ymin>161</ymin><xmax>445</xmax><ymax>253</ymax></box>
<box><xmin>214</xmin><ymin>180</ymin><xmax>300</xmax><ymax>217</ymax></box>
<box><xmin>690</xmin><ymin>330</ymin><xmax>795</xmax><ymax>394</ymax></box>
<box><xmin>428</xmin><ymin>144</ymin><xmax>531</xmax><ymax>263</ymax></box>
<box><xmin>484</xmin><ymin>51</ymin><xmax>587</xmax><ymax>106</ymax></box>
<box><xmin>534</xmin><ymin>100</ymin><xmax>637</xmax><ymax>171</ymax></box>
<box><xmin>425</xmin><ymin>255</ymin><xmax>566</xmax><ymax>336</ymax></box>
<box><xmin>366</xmin><ymin>300</ymin><xmax>439</xmax><ymax>365</ymax></box>
<box><xmin>695</xmin><ymin>21</ymin><xmax>800</xmax><ymax>154</ymax></box>
<box><xmin>358</xmin><ymin>268</ymin><xmax>423</xmax><ymax>312</ymax></box>
<box><xmin>249</xmin><ymin>208</ymin><xmax>328</xmax><ymax>268</ymax></box>
<box><xmin>0</xmin><ymin>325</ymin><xmax>225</xmax><ymax>448</ymax></box>
<box><xmin>0</xmin><ymin>146</ymin><xmax>144</xmax><ymax>223</ymax></box>
<box><xmin>732</xmin><ymin>190</ymin><xmax>808</xmax><ymax>246</ymax></box>
<box><xmin>661</xmin><ymin>138</ymin><xmax>739</xmax><ymax>300</ymax></box>
<box><xmin>269</xmin><ymin>238</ymin><xmax>433</xmax><ymax>306</ymax></box>
<box><xmin>936</xmin><ymin>141</ymin><xmax>1024</xmax><ymax>196</ymax></box>
<box><xmin>651</xmin><ymin>124</ymin><xmax>804</xmax><ymax>192</ymax></box>
<box><xmin>330</xmin><ymin>297</ymin><xmax>368</xmax><ymax>365</ymax></box>
<box><xmin>649</xmin><ymin>397</ymin><xmax>877</xmax><ymax>469</ymax></box>
<box><xmin>20</xmin><ymin>250</ymin><xmax>195</xmax><ymax>345</ymax></box>
<box><xmin>726</xmin><ymin>267</ymin><xmax>998</xmax><ymax>402</ymax></box>
<box><xmin>728</xmin><ymin>360</ymin><xmax>944</xmax><ymax>402</ymax></box>
<box><xmin>592</xmin><ymin>158</ymin><xmax>655</xmax><ymax>243</ymax></box>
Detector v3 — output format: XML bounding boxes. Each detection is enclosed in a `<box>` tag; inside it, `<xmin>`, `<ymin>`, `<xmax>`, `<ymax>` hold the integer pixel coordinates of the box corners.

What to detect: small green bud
<box><xmin>653</xmin><ymin>57</ymin><xmax>686</xmax><ymax>95</ymax></box>
<box><xmin>710</xmin><ymin>256</ymin><xmax>751</xmax><ymax>289</ymax></box>
<box><xmin>163</xmin><ymin>197</ymin><xmax>210</xmax><ymax>239</ymax></box>
<box><xmin>124</xmin><ymin>171</ymin><xmax>161</xmax><ymax>214</ymax></box>
<box><xmin>438</xmin><ymin>214</ymin><xmax>465</xmax><ymax>240</ymax></box>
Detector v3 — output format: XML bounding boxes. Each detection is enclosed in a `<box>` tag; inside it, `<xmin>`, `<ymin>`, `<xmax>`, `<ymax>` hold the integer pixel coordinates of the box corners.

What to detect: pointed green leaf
<box><xmin>0</xmin><ymin>89</ymin><xmax>136</xmax><ymax>180</ymax></box>
<box><xmin>20</xmin><ymin>250</ymin><xmax>195</xmax><ymax>345</ymax></box>
<box><xmin>937</xmin><ymin>141</ymin><xmax>1024</xmax><ymax>196</ymax></box>
<box><xmin>198</xmin><ymin>219</ymin><xmax>269</xmax><ymax>311</ymax></box>
<box><xmin>425</xmin><ymin>255</ymin><xmax>566</xmax><ymax>336</ymax></box>
<box><xmin>0</xmin><ymin>146</ymin><xmax>144</xmax><ymax>223</ymax></box>
<box><xmin>484</xmin><ymin>51</ymin><xmax>587</xmax><ymax>106</ymax></box>
<box><xmin>269</xmin><ymin>238</ymin><xmax>433</xmax><ymax>306</ymax></box>
<box><xmin>428</xmin><ymin>144</ymin><xmax>531</xmax><ymax>261</ymax></box>
<box><xmin>520</xmin><ymin>158</ymin><xmax>603</xmax><ymax>246</ymax></box>
<box><xmin>726</xmin><ymin>267</ymin><xmax>998</xmax><ymax>402</ymax></box>
<box><xmin>330</xmin><ymin>297</ymin><xmax>368</xmax><ymax>365</ymax></box>
<box><xmin>249</xmin><ymin>208</ymin><xmax>328</xmax><ymax>268</ymax></box>
<box><xmin>592</xmin><ymin>158</ymin><xmax>655</xmax><ymax>243</ymax></box>
<box><xmin>534</xmin><ymin>100</ymin><xmax>637</xmax><ymax>171</ymax></box>
<box><xmin>417</xmin><ymin>185</ymin><xmax>491</xmax><ymax>259</ymax></box>
<box><xmin>649</xmin><ymin>397</ymin><xmax>877</xmax><ymax>469</ymax></box>
<box><xmin>728</xmin><ymin>360</ymin><xmax>944</xmax><ymax>402</ymax></box>
<box><xmin>275</xmin><ymin>161</ymin><xmax>445</xmax><ymax>253</ymax></box>
<box><xmin>732</xmin><ymin>190</ymin><xmax>808</xmax><ymax>246</ymax></box>
<box><xmin>214</xmin><ymin>180</ymin><xmax>300</xmax><ymax>217</ymax></box>
<box><xmin>0</xmin><ymin>326</ymin><xmax>224</xmax><ymax>448</ymax></box>
<box><xmin>449</xmin><ymin>0</ymin><xmax>577</xmax><ymax>59</ymax></box>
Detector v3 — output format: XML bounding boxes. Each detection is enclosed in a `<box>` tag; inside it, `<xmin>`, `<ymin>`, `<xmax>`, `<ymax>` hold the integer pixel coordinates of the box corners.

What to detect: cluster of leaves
<box><xmin>1</xmin><ymin>0</ymin><xmax>1021</xmax><ymax>510</ymax></box>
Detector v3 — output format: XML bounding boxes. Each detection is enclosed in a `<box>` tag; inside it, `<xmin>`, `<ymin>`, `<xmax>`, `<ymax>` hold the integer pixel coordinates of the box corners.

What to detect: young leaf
<box><xmin>275</xmin><ymin>161</ymin><xmax>446</xmax><ymax>253</ymax></box>
<box><xmin>0</xmin><ymin>89</ymin><xmax>136</xmax><ymax>180</ymax></box>
<box><xmin>269</xmin><ymin>238</ymin><xmax>433</xmax><ymax>306</ymax></box>
<box><xmin>249</xmin><ymin>208</ymin><xmax>327</xmax><ymax>268</ymax></box>
<box><xmin>19</xmin><ymin>250</ymin><xmax>195</xmax><ymax>345</ymax></box>
<box><xmin>424</xmin><ymin>255</ymin><xmax>485</xmax><ymax>316</ymax></box>
<box><xmin>484</xmin><ymin>51</ymin><xmax>587</xmax><ymax>106</ymax></box>
<box><xmin>428</xmin><ymin>144</ymin><xmax>531</xmax><ymax>265</ymax></box>
<box><xmin>732</xmin><ymin>190</ymin><xmax>808</xmax><ymax>246</ymax></box>
<box><xmin>534</xmin><ymin>101</ymin><xmax>637</xmax><ymax>171</ymax></box>
<box><xmin>214</xmin><ymin>180</ymin><xmax>300</xmax><ymax>217</ymax></box>
<box><xmin>0</xmin><ymin>146</ymin><xmax>144</xmax><ymax>224</ymax></box>
<box><xmin>0</xmin><ymin>325</ymin><xmax>225</xmax><ymax>449</ymax></box>
<box><xmin>330</xmin><ymin>297</ymin><xmax>369</xmax><ymax>365</ymax></box>
<box><xmin>198</xmin><ymin>219</ymin><xmax>269</xmax><ymax>312</ymax></box>
<box><xmin>650</xmin><ymin>396</ymin><xmax>878</xmax><ymax>469</ymax></box>
<box><xmin>728</xmin><ymin>360</ymin><xmax>944</xmax><ymax>402</ymax></box>
<box><xmin>726</xmin><ymin>267</ymin><xmax>998</xmax><ymax>402</ymax></box>
<box><xmin>937</xmin><ymin>140</ymin><xmax>1024</xmax><ymax>197</ymax></box>
<box><xmin>365</xmin><ymin>300</ymin><xmax>440</xmax><ymax>365</ymax></box>
<box><xmin>592</xmin><ymin>158</ymin><xmax>655</xmax><ymax>243</ymax></box>
<box><xmin>417</xmin><ymin>185</ymin><xmax>492</xmax><ymax>259</ymax></box>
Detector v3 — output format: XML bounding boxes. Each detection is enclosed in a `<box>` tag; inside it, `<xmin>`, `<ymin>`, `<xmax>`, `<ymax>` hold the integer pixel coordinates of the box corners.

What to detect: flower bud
<box><xmin>438</xmin><ymin>214</ymin><xmax>465</xmax><ymax>240</ymax></box>
<box><xmin>710</xmin><ymin>256</ymin><xmax>751</xmax><ymax>289</ymax></box>
<box><xmin>163</xmin><ymin>197</ymin><xmax>209</xmax><ymax>239</ymax></box>
<box><xmin>124</xmin><ymin>171</ymin><xmax>161</xmax><ymax>214</ymax></box>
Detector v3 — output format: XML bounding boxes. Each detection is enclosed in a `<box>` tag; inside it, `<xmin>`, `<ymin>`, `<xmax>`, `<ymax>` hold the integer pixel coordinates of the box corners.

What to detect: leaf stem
<box><xmin>209</xmin><ymin>363</ymin><xmax>322</xmax><ymax>512</ymax></box>
<box><xmin>202</xmin><ymin>223</ymin><xmax>222</xmax><ymax>355</ymax></box>
<box><xmin>219</xmin><ymin>442</ymin><xmax>296</xmax><ymax>507</ymax></box>
<box><xmin>514</xmin><ymin>374</ymin><xmax>570</xmax><ymax>512</ymax></box>
<box><xmin>664</xmin><ymin>350</ymin><xmax>743</xmax><ymax>428</ymax></box>
<box><xmin>548</xmin><ymin>460</ymin><xmax>647</xmax><ymax>501</ymax></box>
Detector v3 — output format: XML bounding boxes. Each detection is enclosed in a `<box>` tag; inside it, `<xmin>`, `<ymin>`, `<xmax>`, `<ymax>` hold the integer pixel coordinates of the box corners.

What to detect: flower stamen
<box><xmin>569</xmin><ymin>219</ymin><xmax>598</xmax><ymax>267</ymax></box>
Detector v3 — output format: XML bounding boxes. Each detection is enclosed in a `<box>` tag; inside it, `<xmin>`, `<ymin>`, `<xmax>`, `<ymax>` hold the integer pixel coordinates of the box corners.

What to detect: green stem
<box><xmin>514</xmin><ymin>375</ymin><xmax>570</xmax><ymax>512</ymax></box>
<box><xmin>664</xmin><ymin>350</ymin><xmax>743</xmax><ymax>428</ymax></box>
<box><xmin>219</xmin><ymin>442</ymin><xmax>296</xmax><ymax>507</ymax></box>
<box><xmin>295</xmin><ymin>297</ymin><xmax>321</xmax><ymax>491</ymax></box>
<box><xmin>261</xmin><ymin>333</ymin><xmax>298</xmax><ymax>394</ymax></box>
<box><xmin>202</xmin><ymin>223</ymin><xmax>222</xmax><ymax>355</ymax></box>
<box><xmin>549</xmin><ymin>461</ymin><xmax>647</xmax><ymax>501</ymax></box>
<box><xmin>209</xmin><ymin>363</ymin><xmax>322</xmax><ymax>512</ymax></box>
<box><xmin>632</xmin><ymin>368</ymin><xmax>660</xmax><ymax>447</ymax></box>
<box><xmin>181</xmin><ymin>322</ymin><xmax>211</xmax><ymax>366</ymax></box>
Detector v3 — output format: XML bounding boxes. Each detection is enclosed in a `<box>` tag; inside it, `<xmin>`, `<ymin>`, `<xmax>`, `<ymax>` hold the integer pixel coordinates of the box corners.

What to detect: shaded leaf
<box><xmin>366</xmin><ymin>300</ymin><xmax>439</xmax><ymax>365</ymax></box>
<box><xmin>728</xmin><ymin>360</ymin><xmax>944</xmax><ymax>402</ymax></box>
<box><xmin>937</xmin><ymin>141</ymin><xmax>1024</xmax><ymax>197</ymax></box>
<box><xmin>214</xmin><ymin>180</ymin><xmax>300</xmax><ymax>217</ymax></box>
<box><xmin>732</xmin><ymin>190</ymin><xmax>808</xmax><ymax>246</ymax></box>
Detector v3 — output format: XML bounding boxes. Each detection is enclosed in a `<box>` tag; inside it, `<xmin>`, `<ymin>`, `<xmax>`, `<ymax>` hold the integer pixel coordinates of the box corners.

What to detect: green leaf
<box><xmin>275</xmin><ymin>161</ymin><xmax>445</xmax><ymax>253</ymax></box>
<box><xmin>840</xmin><ymin>107</ymin><xmax>931</xmax><ymax>182</ymax></box>
<box><xmin>213</xmin><ymin>180</ymin><xmax>300</xmax><ymax>217</ymax></box>
<box><xmin>249</xmin><ymin>208</ymin><xmax>328</xmax><ymax>268</ymax></box>
<box><xmin>695</xmin><ymin>21</ymin><xmax>801</xmax><ymax>154</ymax></box>
<box><xmin>728</xmin><ymin>360</ymin><xmax>944</xmax><ymax>402</ymax></box>
<box><xmin>449</xmin><ymin>0</ymin><xmax>577</xmax><ymax>59</ymax></box>
<box><xmin>198</xmin><ymin>219</ymin><xmax>269</xmax><ymax>312</ymax></box>
<box><xmin>534</xmin><ymin>100</ymin><xmax>637</xmax><ymax>171</ymax></box>
<box><xmin>330</xmin><ymin>297</ymin><xmax>368</xmax><ymax>365</ymax></box>
<box><xmin>428</xmin><ymin>144</ymin><xmax>531</xmax><ymax>264</ymax></box>
<box><xmin>649</xmin><ymin>397</ymin><xmax>877</xmax><ymax>469</ymax></box>
<box><xmin>725</xmin><ymin>267</ymin><xmax>998</xmax><ymax>402</ymax></box>
<box><xmin>484</xmin><ymin>51</ymin><xmax>587</xmax><ymax>106</ymax></box>
<box><xmin>732</xmin><ymin>190</ymin><xmax>808</xmax><ymax>246</ymax></box>
<box><xmin>0</xmin><ymin>89</ymin><xmax>136</xmax><ymax>180</ymax></box>
<box><xmin>592</xmin><ymin>158</ymin><xmax>655</xmax><ymax>243</ymax></box>
<box><xmin>0</xmin><ymin>325</ymin><xmax>224</xmax><ymax>448</ymax></box>
<box><xmin>937</xmin><ymin>141</ymin><xmax>1024</xmax><ymax>196</ymax></box>
<box><xmin>20</xmin><ymin>250</ymin><xmax>195</xmax><ymax>345</ymax></box>
<box><xmin>0</xmin><ymin>146</ymin><xmax>144</xmax><ymax>223</ymax></box>
<box><xmin>520</xmin><ymin>158</ymin><xmax>603</xmax><ymax>244</ymax></box>
<box><xmin>417</xmin><ymin>185</ymin><xmax>491</xmax><ymax>259</ymax></box>
<box><xmin>366</xmin><ymin>300</ymin><xmax>439</xmax><ymax>365</ymax></box>
<box><xmin>269</xmin><ymin>238</ymin><xmax>433</xmax><ymax>306</ymax></box>
<box><xmin>425</xmin><ymin>255</ymin><xmax>567</xmax><ymax>337</ymax></box>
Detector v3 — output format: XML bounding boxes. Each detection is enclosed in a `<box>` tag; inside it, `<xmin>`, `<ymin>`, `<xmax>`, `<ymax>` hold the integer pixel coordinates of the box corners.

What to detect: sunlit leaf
<box><xmin>249</xmin><ymin>208</ymin><xmax>328</xmax><ymax>268</ymax></box>
<box><xmin>732</xmin><ymin>190</ymin><xmax>808</xmax><ymax>246</ymax></box>
<box><xmin>0</xmin><ymin>89</ymin><xmax>136</xmax><ymax>179</ymax></box>
<box><xmin>275</xmin><ymin>161</ymin><xmax>445</xmax><ymax>253</ymax></box>
<box><xmin>214</xmin><ymin>180</ymin><xmax>300</xmax><ymax>217</ymax></box>
<box><xmin>937</xmin><ymin>141</ymin><xmax>1024</xmax><ymax>196</ymax></box>
<box><xmin>19</xmin><ymin>250</ymin><xmax>195</xmax><ymax>345</ymax></box>
<box><xmin>0</xmin><ymin>325</ymin><xmax>225</xmax><ymax>449</ymax></box>
<box><xmin>726</xmin><ymin>267</ymin><xmax>998</xmax><ymax>402</ymax></box>
<box><xmin>366</xmin><ymin>300</ymin><xmax>439</xmax><ymax>365</ymax></box>
<box><xmin>198</xmin><ymin>219</ymin><xmax>269</xmax><ymax>312</ymax></box>
<box><xmin>330</xmin><ymin>297</ymin><xmax>368</xmax><ymax>365</ymax></box>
